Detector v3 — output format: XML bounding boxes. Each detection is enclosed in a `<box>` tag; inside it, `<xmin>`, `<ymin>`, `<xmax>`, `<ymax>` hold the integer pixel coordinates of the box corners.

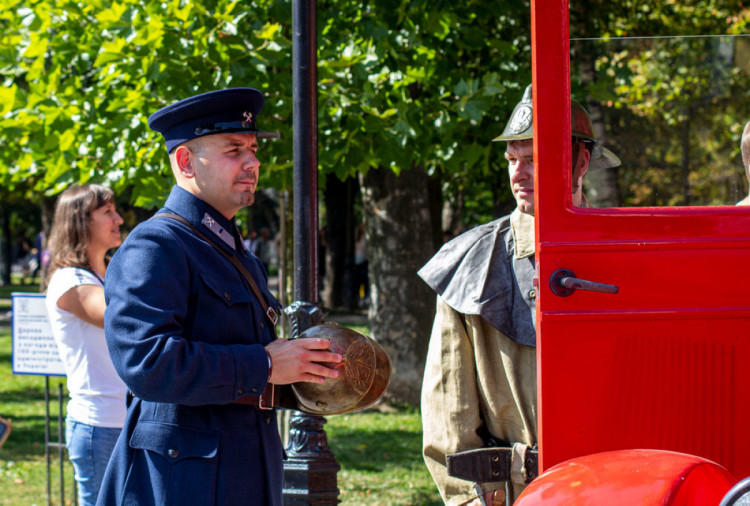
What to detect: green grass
<box><xmin>327</xmin><ymin>409</ymin><xmax>441</xmax><ymax>505</ymax></box>
<box><xmin>0</xmin><ymin>276</ymin><xmax>41</xmax><ymax>312</ymax></box>
<box><xmin>0</xmin><ymin>294</ymin><xmax>440</xmax><ymax>505</ymax></box>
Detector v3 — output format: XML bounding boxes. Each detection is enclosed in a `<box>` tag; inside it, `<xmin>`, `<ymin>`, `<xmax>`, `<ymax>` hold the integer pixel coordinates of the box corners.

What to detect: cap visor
<box><xmin>257</xmin><ymin>131</ymin><xmax>281</xmax><ymax>140</ymax></box>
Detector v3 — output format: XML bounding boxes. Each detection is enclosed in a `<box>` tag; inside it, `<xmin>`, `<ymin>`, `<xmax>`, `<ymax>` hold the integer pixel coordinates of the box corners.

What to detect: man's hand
<box><xmin>464</xmin><ymin>489</ymin><xmax>506</xmax><ymax>506</ymax></box>
<box><xmin>265</xmin><ymin>338</ymin><xmax>343</xmax><ymax>385</ymax></box>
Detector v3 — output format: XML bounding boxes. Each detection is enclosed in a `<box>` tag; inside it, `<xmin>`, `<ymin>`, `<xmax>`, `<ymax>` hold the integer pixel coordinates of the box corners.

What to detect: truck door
<box><xmin>533</xmin><ymin>1</ymin><xmax>750</xmax><ymax>479</ymax></box>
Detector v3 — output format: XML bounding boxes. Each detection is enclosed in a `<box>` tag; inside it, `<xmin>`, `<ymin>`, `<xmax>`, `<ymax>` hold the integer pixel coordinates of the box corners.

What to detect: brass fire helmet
<box><xmin>292</xmin><ymin>322</ymin><xmax>392</xmax><ymax>415</ymax></box>
<box><xmin>493</xmin><ymin>84</ymin><xmax>621</xmax><ymax>171</ymax></box>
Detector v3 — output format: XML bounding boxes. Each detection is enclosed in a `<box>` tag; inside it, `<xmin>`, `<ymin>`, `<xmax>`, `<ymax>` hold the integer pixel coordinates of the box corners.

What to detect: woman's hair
<box><xmin>47</xmin><ymin>184</ymin><xmax>115</xmax><ymax>279</ymax></box>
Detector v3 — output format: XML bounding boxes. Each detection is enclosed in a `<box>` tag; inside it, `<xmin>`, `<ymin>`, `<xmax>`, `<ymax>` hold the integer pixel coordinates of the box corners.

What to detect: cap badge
<box><xmin>242</xmin><ymin>111</ymin><xmax>253</xmax><ymax>126</ymax></box>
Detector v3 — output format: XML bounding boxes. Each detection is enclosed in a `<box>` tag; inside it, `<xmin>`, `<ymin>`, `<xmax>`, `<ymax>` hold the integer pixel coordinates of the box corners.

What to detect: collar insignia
<box><xmin>201</xmin><ymin>213</ymin><xmax>236</xmax><ymax>250</ymax></box>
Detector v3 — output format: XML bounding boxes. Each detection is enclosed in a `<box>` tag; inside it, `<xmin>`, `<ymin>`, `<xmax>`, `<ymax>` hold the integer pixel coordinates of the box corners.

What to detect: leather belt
<box><xmin>232</xmin><ymin>384</ymin><xmax>279</xmax><ymax>410</ymax></box>
<box><xmin>446</xmin><ymin>446</ymin><xmax>539</xmax><ymax>485</ymax></box>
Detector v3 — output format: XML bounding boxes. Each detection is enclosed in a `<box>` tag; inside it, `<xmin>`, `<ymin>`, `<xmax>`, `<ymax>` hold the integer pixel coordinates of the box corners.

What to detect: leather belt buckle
<box><xmin>446</xmin><ymin>446</ymin><xmax>539</xmax><ymax>485</ymax></box>
<box><xmin>258</xmin><ymin>383</ymin><xmax>276</xmax><ymax>410</ymax></box>
<box><xmin>266</xmin><ymin>307</ymin><xmax>279</xmax><ymax>327</ymax></box>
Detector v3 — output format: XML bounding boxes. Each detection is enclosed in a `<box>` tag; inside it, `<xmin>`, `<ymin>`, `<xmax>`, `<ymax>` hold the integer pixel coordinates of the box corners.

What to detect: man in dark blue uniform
<box><xmin>97</xmin><ymin>88</ymin><xmax>342</xmax><ymax>506</ymax></box>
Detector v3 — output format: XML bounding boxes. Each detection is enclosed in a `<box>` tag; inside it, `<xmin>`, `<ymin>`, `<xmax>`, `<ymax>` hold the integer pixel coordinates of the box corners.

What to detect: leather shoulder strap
<box><xmin>153</xmin><ymin>213</ymin><xmax>278</xmax><ymax>327</ymax></box>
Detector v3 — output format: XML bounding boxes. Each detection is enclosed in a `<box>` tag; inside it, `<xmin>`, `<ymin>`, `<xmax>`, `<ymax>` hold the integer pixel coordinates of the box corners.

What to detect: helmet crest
<box><xmin>494</xmin><ymin>84</ymin><xmax>621</xmax><ymax>170</ymax></box>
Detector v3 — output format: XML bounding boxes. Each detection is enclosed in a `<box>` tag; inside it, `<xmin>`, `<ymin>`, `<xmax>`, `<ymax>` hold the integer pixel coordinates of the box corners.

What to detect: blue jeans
<box><xmin>65</xmin><ymin>416</ymin><xmax>121</xmax><ymax>506</ymax></box>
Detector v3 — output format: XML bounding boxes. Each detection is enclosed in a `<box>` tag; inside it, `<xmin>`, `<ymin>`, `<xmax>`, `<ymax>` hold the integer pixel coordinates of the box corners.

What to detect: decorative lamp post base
<box><xmin>283</xmin><ymin>412</ymin><xmax>340</xmax><ymax>505</ymax></box>
<box><xmin>283</xmin><ymin>302</ymin><xmax>340</xmax><ymax>505</ymax></box>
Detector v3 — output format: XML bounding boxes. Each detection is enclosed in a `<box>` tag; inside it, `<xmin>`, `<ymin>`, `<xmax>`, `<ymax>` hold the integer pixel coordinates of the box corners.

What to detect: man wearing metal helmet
<box><xmin>737</xmin><ymin>120</ymin><xmax>750</xmax><ymax>206</ymax></box>
<box><xmin>418</xmin><ymin>85</ymin><xmax>620</xmax><ymax>506</ymax></box>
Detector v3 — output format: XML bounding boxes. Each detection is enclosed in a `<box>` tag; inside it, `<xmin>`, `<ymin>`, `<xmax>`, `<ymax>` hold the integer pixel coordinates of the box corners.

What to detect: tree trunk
<box><xmin>322</xmin><ymin>174</ymin><xmax>358</xmax><ymax>310</ymax></box>
<box><xmin>584</xmin><ymin>81</ymin><xmax>622</xmax><ymax>207</ymax></box>
<box><xmin>681</xmin><ymin>113</ymin><xmax>692</xmax><ymax>205</ymax></box>
<box><xmin>1</xmin><ymin>204</ymin><xmax>11</xmax><ymax>286</ymax></box>
<box><xmin>38</xmin><ymin>196</ymin><xmax>55</xmax><ymax>290</ymax></box>
<box><xmin>360</xmin><ymin>166</ymin><xmax>437</xmax><ymax>406</ymax></box>
<box><xmin>572</xmin><ymin>4</ymin><xmax>622</xmax><ymax>208</ymax></box>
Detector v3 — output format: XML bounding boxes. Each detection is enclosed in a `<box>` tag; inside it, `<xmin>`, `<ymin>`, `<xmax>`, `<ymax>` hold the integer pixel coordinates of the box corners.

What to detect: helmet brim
<box><xmin>492</xmin><ymin>131</ymin><xmax>531</xmax><ymax>142</ymax></box>
<box><xmin>589</xmin><ymin>145</ymin><xmax>621</xmax><ymax>170</ymax></box>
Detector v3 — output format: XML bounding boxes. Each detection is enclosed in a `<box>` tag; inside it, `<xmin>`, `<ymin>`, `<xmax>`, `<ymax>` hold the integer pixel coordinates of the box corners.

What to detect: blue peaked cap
<box><xmin>148</xmin><ymin>88</ymin><xmax>280</xmax><ymax>153</ymax></box>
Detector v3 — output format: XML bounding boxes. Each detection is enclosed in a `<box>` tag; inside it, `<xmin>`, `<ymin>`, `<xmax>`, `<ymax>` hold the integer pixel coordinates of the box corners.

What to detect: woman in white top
<box><xmin>45</xmin><ymin>184</ymin><xmax>126</xmax><ymax>506</ymax></box>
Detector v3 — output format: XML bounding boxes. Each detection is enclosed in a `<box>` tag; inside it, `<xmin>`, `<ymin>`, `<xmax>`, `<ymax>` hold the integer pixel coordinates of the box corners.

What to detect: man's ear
<box><xmin>174</xmin><ymin>146</ymin><xmax>195</xmax><ymax>178</ymax></box>
<box><xmin>573</xmin><ymin>144</ymin><xmax>591</xmax><ymax>184</ymax></box>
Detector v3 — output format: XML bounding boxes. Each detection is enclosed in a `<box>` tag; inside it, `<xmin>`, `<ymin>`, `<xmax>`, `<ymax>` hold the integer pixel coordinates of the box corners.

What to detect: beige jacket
<box><xmin>421</xmin><ymin>210</ymin><xmax>537</xmax><ymax>505</ymax></box>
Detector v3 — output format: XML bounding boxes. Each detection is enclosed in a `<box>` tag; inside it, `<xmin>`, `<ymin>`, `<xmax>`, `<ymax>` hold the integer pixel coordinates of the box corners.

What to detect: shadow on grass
<box><xmin>0</xmin><ymin>413</ymin><xmax>62</xmax><ymax>460</ymax></box>
<box><xmin>329</xmin><ymin>427</ymin><xmax>422</xmax><ymax>472</ymax></box>
<box><xmin>0</xmin><ymin>385</ymin><xmax>48</xmax><ymax>404</ymax></box>
<box><xmin>329</xmin><ymin>421</ymin><xmax>443</xmax><ymax>505</ymax></box>
<box><xmin>0</xmin><ymin>284</ymin><xmax>41</xmax><ymax>299</ymax></box>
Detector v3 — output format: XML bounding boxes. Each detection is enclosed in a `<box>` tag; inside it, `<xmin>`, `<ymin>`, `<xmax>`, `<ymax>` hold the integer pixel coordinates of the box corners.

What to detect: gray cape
<box><xmin>418</xmin><ymin>212</ymin><xmax>537</xmax><ymax>347</ymax></box>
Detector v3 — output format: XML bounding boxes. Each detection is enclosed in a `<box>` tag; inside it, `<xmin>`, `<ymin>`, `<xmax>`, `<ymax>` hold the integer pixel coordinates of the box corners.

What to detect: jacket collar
<box><xmin>162</xmin><ymin>185</ymin><xmax>243</xmax><ymax>253</ymax></box>
<box><xmin>511</xmin><ymin>208</ymin><xmax>535</xmax><ymax>259</ymax></box>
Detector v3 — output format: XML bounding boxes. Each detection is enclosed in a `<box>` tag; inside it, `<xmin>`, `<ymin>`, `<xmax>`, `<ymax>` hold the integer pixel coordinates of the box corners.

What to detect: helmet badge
<box><xmin>507</xmin><ymin>105</ymin><xmax>532</xmax><ymax>135</ymax></box>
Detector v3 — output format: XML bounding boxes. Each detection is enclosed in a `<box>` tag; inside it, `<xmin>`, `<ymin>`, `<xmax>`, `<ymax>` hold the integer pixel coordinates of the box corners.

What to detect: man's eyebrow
<box><xmin>221</xmin><ymin>138</ymin><xmax>259</xmax><ymax>149</ymax></box>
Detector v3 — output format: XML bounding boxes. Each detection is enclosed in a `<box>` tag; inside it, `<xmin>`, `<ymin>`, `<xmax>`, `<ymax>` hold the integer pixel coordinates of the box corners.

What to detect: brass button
<box><xmin>265</xmin><ymin>415</ymin><xmax>272</xmax><ymax>424</ymax></box>
<box><xmin>168</xmin><ymin>448</ymin><xmax>179</xmax><ymax>459</ymax></box>
<box><xmin>224</xmin><ymin>292</ymin><xmax>231</xmax><ymax>302</ymax></box>
<box><xmin>259</xmin><ymin>322</ymin><xmax>265</xmax><ymax>330</ymax></box>
<box><xmin>251</xmin><ymin>387</ymin><xmax>258</xmax><ymax>393</ymax></box>
<box><xmin>529</xmin><ymin>289</ymin><xmax>536</xmax><ymax>298</ymax></box>
<box><xmin>238</xmin><ymin>388</ymin><xmax>244</xmax><ymax>395</ymax></box>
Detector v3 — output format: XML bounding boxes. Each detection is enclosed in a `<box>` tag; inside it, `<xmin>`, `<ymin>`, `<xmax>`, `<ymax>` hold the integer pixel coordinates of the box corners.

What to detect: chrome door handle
<box><xmin>550</xmin><ymin>269</ymin><xmax>619</xmax><ymax>297</ymax></box>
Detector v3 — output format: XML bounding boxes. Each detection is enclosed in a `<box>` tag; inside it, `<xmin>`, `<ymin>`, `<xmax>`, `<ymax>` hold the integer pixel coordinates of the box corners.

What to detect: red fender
<box><xmin>515</xmin><ymin>449</ymin><xmax>736</xmax><ymax>505</ymax></box>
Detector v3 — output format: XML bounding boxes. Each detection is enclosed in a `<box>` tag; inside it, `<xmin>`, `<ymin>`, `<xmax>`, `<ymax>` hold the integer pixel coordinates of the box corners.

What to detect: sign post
<box><xmin>11</xmin><ymin>292</ymin><xmax>71</xmax><ymax>506</ymax></box>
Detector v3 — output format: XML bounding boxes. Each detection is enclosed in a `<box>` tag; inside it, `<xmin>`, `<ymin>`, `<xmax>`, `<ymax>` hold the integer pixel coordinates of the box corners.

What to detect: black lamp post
<box><xmin>281</xmin><ymin>0</ymin><xmax>341</xmax><ymax>503</ymax></box>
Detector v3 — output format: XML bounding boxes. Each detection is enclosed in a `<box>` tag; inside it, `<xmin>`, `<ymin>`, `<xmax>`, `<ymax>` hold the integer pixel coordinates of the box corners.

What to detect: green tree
<box><xmin>1</xmin><ymin>0</ymin><xmax>297</xmax><ymax>208</ymax></box>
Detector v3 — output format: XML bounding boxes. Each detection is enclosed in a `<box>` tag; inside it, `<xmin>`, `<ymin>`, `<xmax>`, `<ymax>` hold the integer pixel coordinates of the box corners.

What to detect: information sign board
<box><xmin>11</xmin><ymin>293</ymin><xmax>65</xmax><ymax>376</ymax></box>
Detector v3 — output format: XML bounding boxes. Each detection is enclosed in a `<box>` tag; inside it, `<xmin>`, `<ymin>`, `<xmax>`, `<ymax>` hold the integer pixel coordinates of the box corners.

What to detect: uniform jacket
<box><xmin>97</xmin><ymin>186</ymin><xmax>284</xmax><ymax>506</ymax></box>
<box><xmin>418</xmin><ymin>209</ymin><xmax>538</xmax><ymax>505</ymax></box>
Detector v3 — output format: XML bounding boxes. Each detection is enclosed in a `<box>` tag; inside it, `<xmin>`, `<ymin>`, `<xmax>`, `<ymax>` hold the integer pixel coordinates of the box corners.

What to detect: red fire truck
<box><xmin>510</xmin><ymin>1</ymin><xmax>750</xmax><ymax>504</ymax></box>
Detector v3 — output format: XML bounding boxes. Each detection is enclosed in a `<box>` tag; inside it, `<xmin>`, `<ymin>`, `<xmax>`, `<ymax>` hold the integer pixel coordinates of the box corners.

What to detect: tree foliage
<box><xmin>1</xmin><ymin>0</ymin><xmax>294</xmax><ymax>209</ymax></box>
<box><xmin>571</xmin><ymin>1</ymin><xmax>750</xmax><ymax>206</ymax></box>
<box><xmin>2</xmin><ymin>0</ymin><xmax>530</xmax><ymax>228</ymax></box>
<box><xmin>317</xmin><ymin>0</ymin><xmax>530</xmax><ymax>226</ymax></box>
<box><xmin>4</xmin><ymin>1</ymin><xmax>750</xmax><ymax>212</ymax></box>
